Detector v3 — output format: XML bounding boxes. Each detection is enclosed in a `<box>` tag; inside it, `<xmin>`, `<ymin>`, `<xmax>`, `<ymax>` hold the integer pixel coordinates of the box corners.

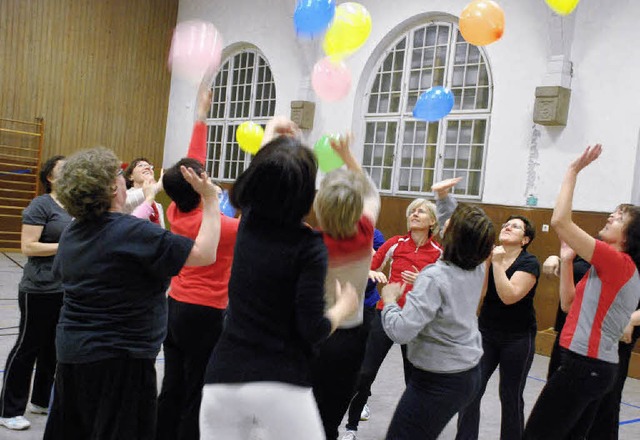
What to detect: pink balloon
<box><xmin>169</xmin><ymin>20</ymin><xmax>223</xmax><ymax>84</ymax></box>
<box><xmin>312</xmin><ymin>57</ymin><xmax>352</xmax><ymax>102</ymax></box>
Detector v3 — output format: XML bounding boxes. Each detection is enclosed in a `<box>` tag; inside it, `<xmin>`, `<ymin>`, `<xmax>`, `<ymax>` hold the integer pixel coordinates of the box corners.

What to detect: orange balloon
<box><xmin>459</xmin><ymin>0</ymin><xmax>505</xmax><ymax>46</ymax></box>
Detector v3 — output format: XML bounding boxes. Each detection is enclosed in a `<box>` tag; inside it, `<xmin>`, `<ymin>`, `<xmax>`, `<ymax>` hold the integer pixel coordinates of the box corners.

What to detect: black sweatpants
<box><xmin>0</xmin><ymin>290</ymin><xmax>62</xmax><ymax>417</ymax></box>
<box><xmin>311</xmin><ymin>323</ymin><xmax>368</xmax><ymax>440</ymax></box>
<box><xmin>44</xmin><ymin>358</ymin><xmax>158</xmax><ymax>440</ymax></box>
<box><xmin>156</xmin><ymin>297</ymin><xmax>224</xmax><ymax>440</ymax></box>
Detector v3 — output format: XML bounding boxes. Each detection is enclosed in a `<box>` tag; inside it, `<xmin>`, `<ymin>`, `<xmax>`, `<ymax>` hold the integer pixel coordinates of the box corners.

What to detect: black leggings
<box><xmin>345</xmin><ymin>310</ymin><xmax>412</xmax><ymax>432</ymax></box>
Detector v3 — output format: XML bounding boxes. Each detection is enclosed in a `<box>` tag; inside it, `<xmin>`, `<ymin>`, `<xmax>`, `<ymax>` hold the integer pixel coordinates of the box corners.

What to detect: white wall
<box><xmin>164</xmin><ymin>0</ymin><xmax>640</xmax><ymax>212</ymax></box>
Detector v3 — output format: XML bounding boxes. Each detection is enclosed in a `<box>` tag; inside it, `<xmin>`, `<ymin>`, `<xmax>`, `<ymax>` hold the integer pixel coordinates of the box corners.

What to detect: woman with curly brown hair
<box><xmin>43</xmin><ymin>147</ymin><xmax>221</xmax><ymax>440</ymax></box>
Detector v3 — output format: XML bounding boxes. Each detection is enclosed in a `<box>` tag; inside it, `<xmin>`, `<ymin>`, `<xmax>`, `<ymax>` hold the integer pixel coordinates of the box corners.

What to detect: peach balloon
<box><xmin>459</xmin><ymin>0</ymin><xmax>505</xmax><ymax>46</ymax></box>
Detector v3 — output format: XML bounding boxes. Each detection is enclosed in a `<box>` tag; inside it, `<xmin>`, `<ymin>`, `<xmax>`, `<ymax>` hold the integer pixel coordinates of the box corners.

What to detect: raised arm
<box><xmin>550</xmin><ymin>145</ymin><xmax>602</xmax><ymax>263</ymax></box>
<box><xmin>187</xmin><ymin>87</ymin><xmax>212</xmax><ymax>162</ymax></box>
<box><xmin>330</xmin><ymin>134</ymin><xmax>381</xmax><ymax>223</ymax></box>
<box><xmin>432</xmin><ymin>177</ymin><xmax>461</xmax><ymax>232</ymax></box>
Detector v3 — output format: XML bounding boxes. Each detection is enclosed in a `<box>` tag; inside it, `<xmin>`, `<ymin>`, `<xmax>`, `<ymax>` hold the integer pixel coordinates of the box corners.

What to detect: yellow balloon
<box><xmin>544</xmin><ymin>0</ymin><xmax>580</xmax><ymax>15</ymax></box>
<box><xmin>236</xmin><ymin>122</ymin><xmax>264</xmax><ymax>155</ymax></box>
<box><xmin>323</xmin><ymin>2</ymin><xmax>372</xmax><ymax>58</ymax></box>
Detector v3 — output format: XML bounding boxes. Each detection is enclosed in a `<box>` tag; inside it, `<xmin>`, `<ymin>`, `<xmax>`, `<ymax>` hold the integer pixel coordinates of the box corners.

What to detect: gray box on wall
<box><xmin>533</xmin><ymin>86</ymin><xmax>571</xmax><ymax>126</ymax></box>
<box><xmin>290</xmin><ymin>101</ymin><xmax>315</xmax><ymax>130</ymax></box>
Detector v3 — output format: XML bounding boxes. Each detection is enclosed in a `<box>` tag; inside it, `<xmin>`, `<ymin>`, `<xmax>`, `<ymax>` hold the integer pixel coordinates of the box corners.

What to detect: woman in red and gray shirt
<box><xmin>524</xmin><ymin>145</ymin><xmax>640</xmax><ymax>439</ymax></box>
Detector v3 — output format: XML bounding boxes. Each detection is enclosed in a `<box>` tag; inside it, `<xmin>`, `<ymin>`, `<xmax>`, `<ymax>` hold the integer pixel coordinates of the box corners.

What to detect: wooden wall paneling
<box><xmin>0</xmin><ymin>0</ymin><xmax>178</xmax><ymax>167</ymax></box>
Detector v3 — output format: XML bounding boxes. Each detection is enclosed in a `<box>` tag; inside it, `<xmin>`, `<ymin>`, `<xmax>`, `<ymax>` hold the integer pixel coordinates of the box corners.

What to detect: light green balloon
<box><xmin>314</xmin><ymin>134</ymin><xmax>344</xmax><ymax>173</ymax></box>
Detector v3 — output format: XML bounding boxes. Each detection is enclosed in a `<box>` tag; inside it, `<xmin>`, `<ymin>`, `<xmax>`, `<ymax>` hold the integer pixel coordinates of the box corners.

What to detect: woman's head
<box><xmin>124</xmin><ymin>157</ymin><xmax>154</xmax><ymax>189</ymax></box>
<box><xmin>601</xmin><ymin>204</ymin><xmax>640</xmax><ymax>269</ymax></box>
<box><xmin>314</xmin><ymin>169</ymin><xmax>364</xmax><ymax>239</ymax></box>
<box><xmin>39</xmin><ymin>155</ymin><xmax>65</xmax><ymax>193</ymax></box>
<box><xmin>406</xmin><ymin>198</ymin><xmax>439</xmax><ymax>237</ymax></box>
<box><xmin>230</xmin><ymin>136</ymin><xmax>317</xmax><ymax>224</ymax></box>
<box><xmin>57</xmin><ymin>147</ymin><xmax>123</xmax><ymax>222</ymax></box>
<box><xmin>499</xmin><ymin>215</ymin><xmax>535</xmax><ymax>250</ymax></box>
<box><xmin>441</xmin><ymin>204</ymin><xmax>495</xmax><ymax>270</ymax></box>
<box><xmin>163</xmin><ymin>158</ymin><xmax>212</xmax><ymax>213</ymax></box>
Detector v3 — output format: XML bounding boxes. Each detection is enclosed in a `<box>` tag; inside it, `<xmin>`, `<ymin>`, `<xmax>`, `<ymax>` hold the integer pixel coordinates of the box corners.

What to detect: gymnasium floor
<box><xmin>1</xmin><ymin>251</ymin><xmax>639</xmax><ymax>439</ymax></box>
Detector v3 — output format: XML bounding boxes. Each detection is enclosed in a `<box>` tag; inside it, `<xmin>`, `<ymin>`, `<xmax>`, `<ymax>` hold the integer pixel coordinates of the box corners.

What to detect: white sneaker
<box><xmin>360</xmin><ymin>403</ymin><xmax>370</xmax><ymax>421</ymax></box>
<box><xmin>0</xmin><ymin>415</ymin><xmax>31</xmax><ymax>430</ymax></box>
<box><xmin>341</xmin><ymin>430</ymin><xmax>357</xmax><ymax>440</ymax></box>
<box><xmin>28</xmin><ymin>403</ymin><xmax>48</xmax><ymax>414</ymax></box>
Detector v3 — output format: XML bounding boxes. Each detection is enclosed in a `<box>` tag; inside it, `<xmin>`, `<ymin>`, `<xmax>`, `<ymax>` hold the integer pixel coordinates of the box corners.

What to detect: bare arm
<box><xmin>21</xmin><ymin>224</ymin><xmax>58</xmax><ymax>257</ymax></box>
<box><xmin>550</xmin><ymin>145</ymin><xmax>602</xmax><ymax>263</ymax></box>
<box><xmin>559</xmin><ymin>242</ymin><xmax>578</xmax><ymax>312</ymax></box>
<box><xmin>330</xmin><ymin>134</ymin><xmax>381</xmax><ymax>223</ymax></box>
<box><xmin>621</xmin><ymin>310</ymin><xmax>640</xmax><ymax>343</ymax></box>
<box><xmin>182</xmin><ymin>167</ymin><xmax>221</xmax><ymax>266</ymax></box>
<box><xmin>490</xmin><ymin>246</ymin><xmax>537</xmax><ymax>305</ymax></box>
<box><xmin>325</xmin><ymin>280</ymin><xmax>359</xmax><ymax>333</ymax></box>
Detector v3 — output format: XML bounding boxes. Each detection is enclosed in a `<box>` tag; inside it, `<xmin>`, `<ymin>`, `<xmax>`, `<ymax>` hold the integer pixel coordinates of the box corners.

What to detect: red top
<box><xmin>560</xmin><ymin>240</ymin><xmax>640</xmax><ymax>362</ymax></box>
<box><xmin>322</xmin><ymin>216</ymin><xmax>374</xmax><ymax>265</ymax></box>
<box><xmin>372</xmin><ymin>233</ymin><xmax>442</xmax><ymax>309</ymax></box>
<box><xmin>167</xmin><ymin>202</ymin><xmax>239</xmax><ymax>309</ymax></box>
<box><xmin>188</xmin><ymin>121</ymin><xmax>207</xmax><ymax>163</ymax></box>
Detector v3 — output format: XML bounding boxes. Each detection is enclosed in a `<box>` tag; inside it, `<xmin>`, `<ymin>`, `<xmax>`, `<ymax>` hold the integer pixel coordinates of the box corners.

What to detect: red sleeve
<box><xmin>187</xmin><ymin>121</ymin><xmax>207</xmax><ymax>163</ymax></box>
<box><xmin>590</xmin><ymin>240</ymin><xmax>637</xmax><ymax>285</ymax></box>
<box><xmin>371</xmin><ymin>236</ymin><xmax>400</xmax><ymax>270</ymax></box>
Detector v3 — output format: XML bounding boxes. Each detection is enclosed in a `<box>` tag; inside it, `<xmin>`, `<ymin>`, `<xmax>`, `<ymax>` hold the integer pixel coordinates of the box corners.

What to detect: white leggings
<box><xmin>200</xmin><ymin>382</ymin><xmax>326</xmax><ymax>440</ymax></box>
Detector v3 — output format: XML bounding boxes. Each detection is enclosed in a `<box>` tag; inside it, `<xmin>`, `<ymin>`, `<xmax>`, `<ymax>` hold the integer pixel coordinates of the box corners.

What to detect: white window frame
<box><xmin>359</xmin><ymin>18</ymin><xmax>493</xmax><ymax>199</ymax></box>
<box><xmin>204</xmin><ymin>46</ymin><xmax>276</xmax><ymax>181</ymax></box>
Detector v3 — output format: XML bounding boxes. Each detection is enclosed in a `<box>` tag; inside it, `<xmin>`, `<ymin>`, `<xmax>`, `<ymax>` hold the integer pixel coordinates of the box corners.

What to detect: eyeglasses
<box><xmin>117</xmin><ymin>169</ymin><xmax>124</xmax><ymax>177</ymax></box>
<box><xmin>135</xmin><ymin>162</ymin><xmax>153</xmax><ymax>170</ymax></box>
<box><xmin>501</xmin><ymin>222</ymin><xmax>523</xmax><ymax>231</ymax></box>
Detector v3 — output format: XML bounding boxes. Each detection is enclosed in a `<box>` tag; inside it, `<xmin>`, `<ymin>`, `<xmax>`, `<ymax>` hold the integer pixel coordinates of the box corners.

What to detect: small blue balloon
<box><xmin>294</xmin><ymin>0</ymin><xmax>336</xmax><ymax>38</ymax></box>
<box><xmin>219</xmin><ymin>190</ymin><xmax>237</xmax><ymax>217</ymax></box>
<box><xmin>412</xmin><ymin>86</ymin><xmax>455</xmax><ymax>122</ymax></box>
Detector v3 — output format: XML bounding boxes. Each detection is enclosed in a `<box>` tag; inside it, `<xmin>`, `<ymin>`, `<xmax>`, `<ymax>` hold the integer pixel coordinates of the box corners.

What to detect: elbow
<box><xmin>560</xmin><ymin>299</ymin><xmax>572</xmax><ymax>313</ymax></box>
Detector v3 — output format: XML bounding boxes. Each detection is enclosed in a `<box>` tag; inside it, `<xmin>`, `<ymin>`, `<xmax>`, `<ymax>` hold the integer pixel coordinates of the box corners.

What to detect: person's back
<box><xmin>207</xmin><ymin>210</ymin><xmax>330</xmax><ymax>385</ymax></box>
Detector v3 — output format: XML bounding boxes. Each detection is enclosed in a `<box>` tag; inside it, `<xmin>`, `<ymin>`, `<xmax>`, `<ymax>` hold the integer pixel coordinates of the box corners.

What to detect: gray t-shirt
<box><xmin>19</xmin><ymin>194</ymin><xmax>72</xmax><ymax>294</ymax></box>
<box><xmin>382</xmin><ymin>259</ymin><xmax>485</xmax><ymax>373</ymax></box>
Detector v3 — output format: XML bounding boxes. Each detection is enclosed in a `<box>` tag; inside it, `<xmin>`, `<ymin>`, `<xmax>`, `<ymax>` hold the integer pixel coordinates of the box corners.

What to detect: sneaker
<box><xmin>341</xmin><ymin>430</ymin><xmax>357</xmax><ymax>440</ymax></box>
<box><xmin>28</xmin><ymin>403</ymin><xmax>48</xmax><ymax>414</ymax></box>
<box><xmin>0</xmin><ymin>416</ymin><xmax>31</xmax><ymax>430</ymax></box>
<box><xmin>360</xmin><ymin>403</ymin><xmax>370</xmax><ymax>421</ymax></box>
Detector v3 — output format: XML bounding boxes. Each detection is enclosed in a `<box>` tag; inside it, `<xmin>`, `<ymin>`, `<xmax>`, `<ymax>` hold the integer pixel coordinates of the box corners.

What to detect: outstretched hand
<box><xmin>381</xmin><ymin>282</ymin><xmax>406</xmax><ymax>305</ymax></box>
<box><xmin>262</xmin><ymin>116</ymin><xmax>301</xmax><ymax>146</ymax></box>
<box><xmin>431</xmin><ymin>176</ymin><xmax>463</xmax><ymax>199</ymax></box>
<box><xmin>329</xmin><ymin>133</ymin><xmax>353</xmax><ymax>159</ymax></box>
<box><xmin>180</xmin><ymin>166</ymin><xmax>219</xmax><ymax>200</ymax></box>
<box><xmin>570</xmin><ymin>144</ymin><xmax>602</xmax><ymax>173</ymax></box>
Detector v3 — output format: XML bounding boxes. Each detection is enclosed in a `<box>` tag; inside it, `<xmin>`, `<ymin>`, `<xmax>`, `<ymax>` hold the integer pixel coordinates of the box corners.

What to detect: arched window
<box><xmin>205</xmin><ymin>47</ymin><xmax>276</xmax><ymax>180</ymax></box>
<box><xmin>361</xmin><ymin>20</ymin><xmax>492</xmax><ymax>198</ymax></box>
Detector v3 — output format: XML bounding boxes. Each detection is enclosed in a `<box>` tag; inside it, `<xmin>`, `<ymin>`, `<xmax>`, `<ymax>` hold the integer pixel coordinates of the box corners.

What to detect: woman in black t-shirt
<box><xmin>456</xmin><ymin>215</ymin><xmax>540</xmax><ymax>440</ymax></box>
<box><xmin>0</xmin><ymin>156</ymin><xmax>71</xmax><ymax>432</ymax></box>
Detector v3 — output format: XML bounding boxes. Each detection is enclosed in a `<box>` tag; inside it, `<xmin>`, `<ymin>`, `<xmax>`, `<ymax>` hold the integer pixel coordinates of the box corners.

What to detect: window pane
<box><xmin>363</xmin><ymin>21</ymin><xmax>491</xmax><ymax>198</ymax></box>
<box><xmin>206</xmin><ymin>50</ymin><xmax>275</xmax><ymax>180</ymax></box>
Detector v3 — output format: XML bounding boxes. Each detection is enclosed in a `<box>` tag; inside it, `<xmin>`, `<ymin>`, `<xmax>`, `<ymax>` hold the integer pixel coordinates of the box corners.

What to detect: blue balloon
<box><xmin>294</xmin><ymin>0</ymin><xmax>336</xmax><ymax>38</ymax></box>
<box><xmin>219</xmin><ymin>190</ymin><xmax>237</xmax><ymax>217</ymax></box>
<box><xmin>412</xmin><ymin>86</ymin><xmax>455</xmax><ymax>122</ymax></box>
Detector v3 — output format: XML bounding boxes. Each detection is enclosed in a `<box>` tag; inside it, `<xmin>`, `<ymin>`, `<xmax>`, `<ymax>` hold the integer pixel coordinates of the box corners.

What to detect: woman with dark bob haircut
<box><xmin>457</xmin><ymin>214</ymin><xmax>540</xmax><ymax>440</ymax></box>
<box><xmin>0</xmin><ymin>156</ymin><xmax>71</xmax><ymax>431</ymax></box>
<box><xmin>524</xmin><ymin>145</ymin><xmax>640</xmax><ymax>439</ymax></box>
<box><xmin>379</xmin><ymin>204</ymin><xmax>495</xmax><ymax>439</ymax></box>
<box><xmin>43</xmin><ymin>147</ymin><xmax>221</xmax><ymax>439</ymax></box>
<box><xmin>200</xmin><ymin>117</ymin><xmax>358</xmax><ymax>439</ymax></box>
